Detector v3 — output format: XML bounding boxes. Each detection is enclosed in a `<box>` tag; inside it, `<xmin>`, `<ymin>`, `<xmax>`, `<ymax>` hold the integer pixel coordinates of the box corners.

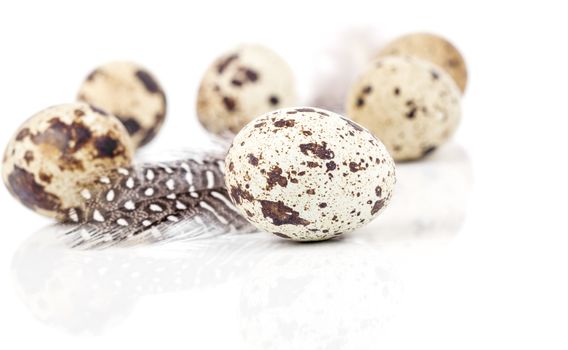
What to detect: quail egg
<box><xmin>197</xmin><ymin>44</ymin><xmax>296</xmax><ymax>135</ymax></box>
<box><xmin>224</xmin><ymin>107</ymin><xmax>395</xmax><ymax>241</ymax></box>
<box><xmin>77</xmin><ymin>61</ymin><xmax>167</xmax><ymax>148</ymax></box>
<box><xmin>347</xmin><ymin>56</ymin><xmax>462</xmax><ymax>161</ymax></box>
<box><xmin>2</xmin><ymin>103</ymin><xmax>134</xmax><ymax>218</ymax></box>
<box><xmin>377</xmin><ymin>32</ymin><xmax>468</xmax><ymax>93</ymax></box>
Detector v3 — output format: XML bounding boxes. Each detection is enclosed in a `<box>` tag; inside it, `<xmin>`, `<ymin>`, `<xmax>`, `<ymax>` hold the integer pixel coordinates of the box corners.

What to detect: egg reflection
<box><xmin>240</xmin><ymin>240</ymin><xmax>402</xmax><ymax>350</ymax></box>
<box><xmin>11</xmin><ymin>231</ymin><xmax>271</xmax><ymax>334</ymax></box>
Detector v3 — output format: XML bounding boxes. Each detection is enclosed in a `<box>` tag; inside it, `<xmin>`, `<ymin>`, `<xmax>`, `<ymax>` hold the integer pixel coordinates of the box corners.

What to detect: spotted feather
<box><xmin>62</xmin><ymin>152</ymin><xmax>256</xmax><ymax>248</ymax></box>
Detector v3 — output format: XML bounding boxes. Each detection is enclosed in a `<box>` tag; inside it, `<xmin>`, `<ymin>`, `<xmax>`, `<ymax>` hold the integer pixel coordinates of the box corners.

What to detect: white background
<box><xmin>1</xmin><ymin>0</ymin><xmax>567</xmax><ymax>349</ymax></box>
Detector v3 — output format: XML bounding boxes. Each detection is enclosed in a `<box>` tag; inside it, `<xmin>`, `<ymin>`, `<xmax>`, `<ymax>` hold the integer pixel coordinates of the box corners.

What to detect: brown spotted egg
<box><xmin>224</xmin><ymin>107</ymin><xmax>396</xmax><ymax>241</ymax></box>
<box><xmin>197</xmin><ymin>44</ymin><xmax>296</xmax><ymax>135</ymax></box>
<box><xmin>2</xmin><ymin>103</ymin><xmax>134</xmax><ymax>219</ymax></box>
<box><xmin>347</xmin><ymin>56</ymin><xmax>462</xmax><ymax>161</ymax></box>
<box><xmin>378</xmin><ymin>33</ymin><xmax>468</xmax><ymax>93</ymax></box>
<box><xmin>77</xmin><ymin>61</ymin><xmax>167</xmax><ymax>148</ymax></box>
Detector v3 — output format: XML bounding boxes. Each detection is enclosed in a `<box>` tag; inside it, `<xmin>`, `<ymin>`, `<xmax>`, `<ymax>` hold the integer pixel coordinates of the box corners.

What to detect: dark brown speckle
<box><xmin>375</xmin><ymin>185</ymin><xmax>382</xmax><ymax>197</ymax></box>
<box><xmin>94</xmin><ymin>136</ymin><xmax>120</xmax><ymax>158</ymax></box>
<box><xmin>274</xmin><ymin>119</ymin><xmax>295</xmax><ymax>128</ymax></box>
<box><xmin>39</xmin><ymin>172</ymin><xmax>53</xmax><ymax>184</ymax></box>
<box><xmin>222</xmin><ymin>96</ymin><xmax>236</xmax><ymax>111</ymax></box>
<box><xmin>86</xmin><ymin>69</ymin><xmax>99</xmax><ymax>81</ymax></box>
<box><xmin>90</xmin><ymin>105</ymin><xmax>109</xmax><ymax>116</ymax></box>
<box><xmin>247</xmin><ymin>153</ymin><xmax>259</xmax><ymax>166</ymax></box>
<box><xmin>269</xmin><ymin>95</ymin><xmax>279</xmax><ymax>106</ymax></box>
<box><xmin>272</xmin><ymin>232</ymin><xmax>291</xmax><ymax>239</ymax></box>
<box><xmin>259</xmin><ymin>200</ymin><xmax>310</xmax><ymax>226</ymax></box>
<box><xmin>325</xmin><ymin>161</ymin><xmax>336</xmax><ymax>172</ymax></box>
<box><xmin>30</xmin><ymin>118</ymin><xmax>92</xmax><ymax>154</ymax></box>
<box><xmin>349</xmin><ymin>162</ymin><xmax>364</xmax><ymax>172</ymax></box>
<box><xmin>244</xmin><ymin>69</ymin><xmax>258</xmax><ymax>82</ymax></box>
<box><xmin>230</xmin><ymin>185</ymin><xmax>254</xmax><ymax>205</ymax></box>
<box><xmin>135</xmin><ymin>70</ymin><xmax>160</xmax><ymax>93</ymax></box>
<box><xmin>422</xmin><ymin>146</ymin><xmax>437</xmax><ymax>157</ymax></box>
<box><xmin>406</xmin><ymin>107</ymin><xmax>417</xmax><ymax>119</ymax></box>
<box><xmin>23</xmin><ymin>151</ymin><xmax>34</xmax><ymax>165</ymax></box>
<box><xmin>431</xmin><ymin>70</ymin><xmax>440</xmax><ymax>80</ymax></box>
<box><xmin>7</xmin><ymin>166</ymin><xmax>61</xmax><ymax>212</ymax></box>
<box><xmin>299</xmin><ymin>142</ymin><xmax>334</xmax><ymax>160</ymax></box>
<box><xmin>371</xmin><ymin>199</ymin><xmax>385</xmax><ymax>215</ymax></box>
<box><xmin>139</xmin><ymin>127</ymin><xmax>157</xmax><ymax>147</ymax></box>
<box><xmin>447</xmin><ymin>58</ymin><xmax>460</xmax><ymax>68</ymax></box>
<box><xmin>266</xmin><ymin>166</ymin><xmax>288</xmax><ymax>189</ymax></box>
<box><xmin>118</xmin><ymin>116</ymin><xmax>142</xmax><ymax>135</ymax></box>
<box><xmin>15</xmin><ymin>128</ymin><xmax>31</xmax><ymax>141</ymax></box>
<box><xmin>217</xmin><ymin>54</ymin><xmax>238</xmax><ymax>74</ymax></box>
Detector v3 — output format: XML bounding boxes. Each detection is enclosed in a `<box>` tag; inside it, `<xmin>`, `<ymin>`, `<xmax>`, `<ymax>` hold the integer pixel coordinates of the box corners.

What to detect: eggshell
<box><xmin>347</xmin><ymin>56</ymin><xmax>462</xmax><ymax>161</ymax></box>
<box><xmin>197</xmin><ymin>44</ymin><xmax>296</xmax><ymax>134</ymax></box>
<box><xmin>77</xmin><ymin>61</ymin><xmax>167</xmax><ymax>148</ymax></box>
<box><xmin>2</xmin><ymin>103</ymin><xmax>134</xmax><ymax>218</ymax></box>
<box><xmin>377</xmin><ymin>33</ymin><xmax>468</xmax><ymax>93</ymax></box>
<box><xmin>224</xmin><ymin>107</ymin><xmax>396</xmax><ymax>241</ymax></box>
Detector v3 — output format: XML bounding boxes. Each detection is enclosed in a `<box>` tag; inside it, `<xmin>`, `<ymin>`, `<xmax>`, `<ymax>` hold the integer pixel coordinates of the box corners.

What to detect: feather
<box><xmin>61</xmin><ymin>151</ymin><xmax>256</xmax><ymax>249</ymax></box>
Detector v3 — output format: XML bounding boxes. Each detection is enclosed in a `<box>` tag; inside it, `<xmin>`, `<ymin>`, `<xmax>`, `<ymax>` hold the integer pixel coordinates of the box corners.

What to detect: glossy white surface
<box><xmin>1</xmin><ymin>1</ymin><xmax>567</xmax><ymax>349</ymax></box>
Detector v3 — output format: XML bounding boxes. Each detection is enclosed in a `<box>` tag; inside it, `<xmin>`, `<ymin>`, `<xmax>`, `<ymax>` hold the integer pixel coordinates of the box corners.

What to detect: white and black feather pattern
<box><xmin>62</xmin><ymin>153</ymin><xmax>256</xmax><ymax>249</ymax></box>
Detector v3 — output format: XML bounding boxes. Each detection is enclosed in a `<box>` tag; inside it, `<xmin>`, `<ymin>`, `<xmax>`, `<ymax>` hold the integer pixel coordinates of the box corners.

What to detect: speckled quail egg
<box><xmin>346</xmin><ymin>56</ymin><xmax>462</xmax><ymax>161</ymax></box>
<box><xmin>377</xmin><ymin>32</ymin><xmax>468</xmax><ymax>93</ymax></box>
<box><xmin>197</xmin><ymin>44</ymin><xmax>296</xmax><ymax>135</ymax></box>
<box><xmin>2</xmin><ymin>103</ymin><xmax>134</xmax><ymax>218</ymax></box>
<box><xmin>224</xmin><ymin>107</ymin><xmax>396</xmax><ymax>241</ymax></box>
<box><xmin>77</xmin><ymin>61</ymin><xmax>167</xmax><ymax>148</ymax></box>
